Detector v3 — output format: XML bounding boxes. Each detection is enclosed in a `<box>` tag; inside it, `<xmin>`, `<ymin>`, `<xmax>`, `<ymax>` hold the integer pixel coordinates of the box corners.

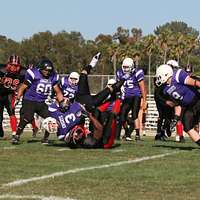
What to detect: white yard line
<box><xmin>110</xmin><ymin>149</ymin><xmax>125</xmax><ymax>153</ymax></box>
<box><xmin>57</xmin><ymin>148</ymin><xmax>71</xmax><ymax>151</ymax></box>
<box><xmin>0</xmin><ymin>194</ymin><xmax>76</xmax><ymax>200</ymax></box>
<box><xmin>2</xmin><ymin>151</ymin><xmax>178</xmax><ymax>188</ymax></box>
<box><xmin>3</xmin><ymin>147</ymin><xmax>16</xmax><ymax>150</ymax></box>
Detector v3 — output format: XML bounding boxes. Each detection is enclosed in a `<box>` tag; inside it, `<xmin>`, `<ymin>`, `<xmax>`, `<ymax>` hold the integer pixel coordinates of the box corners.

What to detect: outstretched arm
<box><xmin>139</xmin><ymin>79</ymin><xmax>147</xmax><ymax>110</ymax></box>
<box><xmin>185</xmin><ymin>76</ymin><xmax>200</xmax><ymax>88</ymax></box>
<box><xmin>16</xmin><ymin>83</ymin><xmax>28</xmax><ymax>100</ymax></box>
<box><xmin>53</xmin><ymin>84</ymin><xmax>64</xmax><ymax>103</ymax></box>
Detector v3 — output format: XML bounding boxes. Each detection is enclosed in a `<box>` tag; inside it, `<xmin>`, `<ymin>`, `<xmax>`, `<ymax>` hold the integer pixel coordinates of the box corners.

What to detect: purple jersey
<box><xmin>163</xmin><ymin>69</ymin><xmax>198</xmax><ymax>106</ymax></box>
<box><xmin>24</xmin><ymin>68</ymin><xmax>59</xmax><ymax>102</ymax></box>
<box><xmin>48</xmin><ymin>102</ymin><xmax>85</xmax><ymax>139</ymax></box>
<box><xmin>60</xmin><ymin>76</ymin><xmax>78</xmax><ymax>101</ymax></box>
<box><xmin>116</xmin><ymin>68</ymin><xmax>144</xmax><ymax>99</ymax></box>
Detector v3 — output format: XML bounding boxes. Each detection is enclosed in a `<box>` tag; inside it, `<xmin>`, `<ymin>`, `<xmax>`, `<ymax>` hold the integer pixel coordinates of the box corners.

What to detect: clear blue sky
<box><xmin>1</xmin><ymin>0</ymin><xmax>200</xmax><ymax>41</ymax></box>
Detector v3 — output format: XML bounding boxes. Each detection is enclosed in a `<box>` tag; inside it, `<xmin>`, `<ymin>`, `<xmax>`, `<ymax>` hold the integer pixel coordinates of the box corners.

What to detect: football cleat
<box><xmin>12</xmin><ymin>135</ymin><xmax>20</xmax><ymax>145</ymax></box>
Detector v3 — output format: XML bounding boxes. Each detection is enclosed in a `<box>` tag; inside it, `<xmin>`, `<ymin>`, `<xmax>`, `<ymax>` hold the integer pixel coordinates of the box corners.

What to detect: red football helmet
<box><xmin>6</xmin><ymin>55</ymin><xmax>21</xmax><ymax>73</ymax></box>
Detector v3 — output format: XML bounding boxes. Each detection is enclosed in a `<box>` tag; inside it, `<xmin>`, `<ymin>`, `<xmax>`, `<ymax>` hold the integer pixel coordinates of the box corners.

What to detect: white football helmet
<box><xmin>107</xmin><ymin>78</ymin><xmax>116</xmax><ymax>86</ymax></box>
<box><xmin>166</xmin><ymin>60</ymin><xmax>179</xmax><ymax>69</ymax></box>
<box><xmin>156</xmin><ymin>64</ymin><xmax>173</xmax><ymax>86</ymax></box>
<box><xmin>41</xmin><ymin>117</ymin><xmax>58</xmax><ymax>134</ymax></box>
<box><xmin>122</xmin><ymin>57</ymin><xmax>134</xmax><ymax>74</ymax></box>
<box><xmin>68</xmin><ymin>72</ymin><xmax>80</xmax><ymax>86</ymax></box>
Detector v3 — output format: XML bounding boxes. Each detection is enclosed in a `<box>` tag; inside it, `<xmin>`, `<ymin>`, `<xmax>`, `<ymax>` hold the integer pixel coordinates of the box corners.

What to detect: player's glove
<box><xmin>81</xmin><ymin>109</ymin><xmax>90</xmax><ymax>118</ymax></box>
<box><xmin>170</xmin><ymin>115</ymin><xmax>180</xmax><ymax>132</ymax></box>
<box><xmin>59</xmin><ymin>99</ymin><xmax>69</xmax><ymax>113</ymax></box>
<box><xmin>89</xmin><ymin>52</ymin><xmax>101</xmax><ymax>68</ymax></box>
<box><xmin>45</xmin><ymin>95</ymin><xmax>55</xmax><ymax>105</ymax></box>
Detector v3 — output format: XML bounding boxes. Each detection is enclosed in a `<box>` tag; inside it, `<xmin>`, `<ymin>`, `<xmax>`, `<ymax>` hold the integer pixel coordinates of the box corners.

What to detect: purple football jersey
<box><xmin>48</xmin><ymin>101</ymin><xmax>85</xmax><ymax>139</ymax></box>
<box><xmin>60</xmin><ymin>76</ymin><xmax>78</xmax><ymax>100</ymax></box>
<box><xmin>24</xmin><ymin>68</ymin><xmax>59</xmax><ymax>102</ymax></box>
<box><xmin>116</xmin><ymin>68</ymin><xmax>144</xmax><ymax>99</ymax></box>
<box><xmin>163</xmin><ymin>69</ymin><xmax>198</xmax><ymax>106</ymax></box>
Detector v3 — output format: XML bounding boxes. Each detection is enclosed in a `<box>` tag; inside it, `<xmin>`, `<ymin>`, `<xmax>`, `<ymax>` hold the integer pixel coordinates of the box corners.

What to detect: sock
<box><xmin>31</xmin><ymin>119</ymin><xmax>37</xmax><ymax>129</ymax></box>
<box><xmin>0</xmin><ymin>126</ymin><xmax>4</xmax><ymax>137</ymax></box>
<box><xmin>89</xmin><ymin>52</ymin><xmax>101</xmax><ymax>67</ymax></box>
<box><xmin>135</xmin><ymin>129</ymin><xmax>140</xmax><ymax>136</ymax></box>
<box><xmin>10</xmin><ymin>115</ymin><xmax>17</xmax><ymax>134</ymax></box>
<box><xmin>176</xmin><ymin>121</ymin><xmax>183</xmax><ymax>137</ymax></box>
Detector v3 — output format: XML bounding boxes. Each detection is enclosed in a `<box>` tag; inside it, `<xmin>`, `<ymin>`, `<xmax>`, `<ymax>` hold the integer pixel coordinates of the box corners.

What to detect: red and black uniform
<box><xmin>0</xmin><ymin>64</ymin><xmax>26</xmax><ymax>137</ymax></box>
<box><xmin>97</xmin><ymin>94</ymin><xmax>121</xmax><ymax>148</ymax></box>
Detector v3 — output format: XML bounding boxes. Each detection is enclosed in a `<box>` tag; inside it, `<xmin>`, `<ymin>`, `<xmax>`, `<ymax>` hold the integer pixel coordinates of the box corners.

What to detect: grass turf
<box><xmin>0</xmin><ymin>131</ymin><xmax>200</xmax><ymax>200</ymax></box>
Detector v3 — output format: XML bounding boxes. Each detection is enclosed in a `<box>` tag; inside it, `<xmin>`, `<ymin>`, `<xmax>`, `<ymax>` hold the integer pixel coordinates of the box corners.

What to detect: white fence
<box><xmin>3</xmin><ymin>95</ymin><xmax>158</xmax><ymax>131</ymax></box>
<box><xmin>3</xmin><ymin>75</ymin><xmax>158</xmax><ymax>131</ymax></box>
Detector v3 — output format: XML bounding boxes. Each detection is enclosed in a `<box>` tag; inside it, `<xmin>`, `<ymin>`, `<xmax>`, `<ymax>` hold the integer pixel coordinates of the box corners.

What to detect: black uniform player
<box><xmin>0</xmin><ymin>55</ymin><xmax>26</xmax><ymax>138</ymax></box>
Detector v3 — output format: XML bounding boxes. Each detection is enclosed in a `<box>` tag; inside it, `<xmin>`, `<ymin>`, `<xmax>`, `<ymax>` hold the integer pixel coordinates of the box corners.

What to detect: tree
<box><xmin>131</xmin><ymin>27</ymin><xmax>142</xmax><ymax>42</ymax></box>
<box><xmin>154</xmin><ymin>21</ymin><xmax>199</xmax><ymax>38</ymax></box>
<box><xmin>113</xmin><ymin>26</ymin><xmax>129</xmax><ymax>45</ymax></box>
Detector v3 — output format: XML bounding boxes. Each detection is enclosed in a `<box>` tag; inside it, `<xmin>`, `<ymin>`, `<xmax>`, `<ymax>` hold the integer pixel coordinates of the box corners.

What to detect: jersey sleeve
<box><xmin>52</xmin><ymin>73</ymin><xmax>60</xmax><ymax>86</ymax></box>
<box><xmin>24</xmin><ymin>69</ymin><xmax>35</xmax><ymax>85</ymax></box>
<box><xmin>175</xmin><ymin>69</ymin><xmax>189</xmax><ymax>84</ymax></box>
<box><xmin>135</xmin><ymin>69</ymin><xmax>144</xmax><ymax>82</ymax></box>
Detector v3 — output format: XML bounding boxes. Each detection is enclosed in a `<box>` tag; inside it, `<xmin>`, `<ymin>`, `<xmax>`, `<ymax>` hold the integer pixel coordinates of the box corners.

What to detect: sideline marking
<box><xmin>110</xmin><ymin>149</ymin><xmax>124</xmax><ymax>153</ymax></box>
<box><xmin>3</xmin><ymin>147</ymin><xmax>16</xmax><ymax>150</ymax></box>
<box><xmin>0</xmin><ymin>194</ymin><xmax>76</xmax><ymax>200</ymax></box>
<box><xmin>2</xmin><ymin>152</ymin><xmax>178</xmax><ymax>188</ymax></box>
<box><xmin>57</xmin><ymin>148</ymin><xmax>71</xmax><ymax>151</ymax></box>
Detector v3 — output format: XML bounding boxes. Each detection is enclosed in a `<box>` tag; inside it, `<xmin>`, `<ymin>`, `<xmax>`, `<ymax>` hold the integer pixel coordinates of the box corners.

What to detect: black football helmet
<box><xmin>37</xmin><ymin>58</ymin><xmax>54</xmax><ymax>77</ymax></box>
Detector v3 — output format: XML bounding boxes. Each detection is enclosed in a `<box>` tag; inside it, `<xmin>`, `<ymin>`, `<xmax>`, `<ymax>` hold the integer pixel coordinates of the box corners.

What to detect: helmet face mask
<box><xmin>6</xmin><ymin>55</ymin><xmax>21</xmax><ymax>74</ymax></box>
<box><xmin>68</xmin><ymin>72</ymin><xmax>80</xmax><ymax>86</ymax></box>
<box><xmin>37</xmin><ymin>59</ymin><xmax>54</xmax><ymax>78</ymax></box>
<box><xmin>122</xmin><ymin>57</ymin><xmax>135</xmax><ymax>74</ymax></box>
<box><xmin>156</xmin><ymin>64</ymin><xmax>173</xmax><ymax>86</ymax></box>
<box><xmin>42</xmin><ymin>117</ymin><xmax>58</xmax><ymax>134</ymax></box>
<box><xmin>41</xmin><ymin>68</ymin><xmax>52</xmax><ymax>78</ymax></box>
<box><xmin>70</xmin><ymin>125</ymin><xmax>85</xmax><ymax>144</ymax></box>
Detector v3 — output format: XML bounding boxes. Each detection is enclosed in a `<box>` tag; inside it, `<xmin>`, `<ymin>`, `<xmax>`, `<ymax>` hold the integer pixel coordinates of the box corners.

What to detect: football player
<box><xmin>156</xmin><ymin>64</ymin><xmax>200</xmax><ymax>145</ymax></box>
<box><xmin>116</xmin><ymin>57</ymin><xmax>147</xmax><ymax>141</ymax></box>
<box><xmin>60</xmin><ymin>71</ymin><xmax>79</xmax><ymax>102</ymax></box>
<box><xmin>12</xmin><ymin>58</ymin><xmax>67</xmax><ymax>144</ymax></box>
<box><xmin>0</xmin><ymin>55</ymin><xmax>26</xmax><ymax>138</ymax></box>
<box><xmin>43</xmin><ymin>53</ymin><xmax>125</xmax><ymax>148</ymax></box>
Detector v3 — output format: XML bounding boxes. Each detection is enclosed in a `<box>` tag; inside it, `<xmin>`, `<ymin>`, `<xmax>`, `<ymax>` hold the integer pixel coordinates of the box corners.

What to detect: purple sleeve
<box><xmin>175</xmin><ymin>69</ymin><xmax>189</xmax><ymax>84</ymax></box>
<box><xmin>25</xmin><ymin>69</ymin><xmax>35</xmax><ymax>85</ymax></box>
<box><xmin>116</xmin><ymin>69</ymin><xmax>123</xmax><ymax>81</ymax></box>
<box><xmin>52</xmin><ymin>73</ymin><xmax>59</xmax><ymax>86</ymax></box>
<box><xmin>136</xmin><ymin>69</ymin><xmax>144</xmax><ymax>82</ymax></box>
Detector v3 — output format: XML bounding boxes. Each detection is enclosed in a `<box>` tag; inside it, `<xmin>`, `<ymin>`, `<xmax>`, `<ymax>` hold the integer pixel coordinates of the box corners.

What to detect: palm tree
<box><xmin>142</xmin><ymin>34</ymin><xmax>158</xmax><ymax>95</ymax></box>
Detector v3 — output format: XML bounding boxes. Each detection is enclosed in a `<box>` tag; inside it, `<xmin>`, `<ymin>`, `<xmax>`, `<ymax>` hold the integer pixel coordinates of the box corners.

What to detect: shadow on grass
<box><xmin>152</xmin><ymin>144</ymin><xmax>200</xmax><ymax>151</ymax></box>
<box><xmin>27</xmin><ymin>139</ymin><xmax>42</xmax><ymax>143</ymax></box>
<box><xmin>46</xmin><ymin>142</ymin><xmax>121</xmax><ymax>149</ymax></box>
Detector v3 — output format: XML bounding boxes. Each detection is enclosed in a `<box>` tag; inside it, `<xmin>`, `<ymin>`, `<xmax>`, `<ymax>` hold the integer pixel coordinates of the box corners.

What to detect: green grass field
<box><xmin>0</xmin><ymin>131</ymin><xmax>200</xmax><ymax>200</ymax></box>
